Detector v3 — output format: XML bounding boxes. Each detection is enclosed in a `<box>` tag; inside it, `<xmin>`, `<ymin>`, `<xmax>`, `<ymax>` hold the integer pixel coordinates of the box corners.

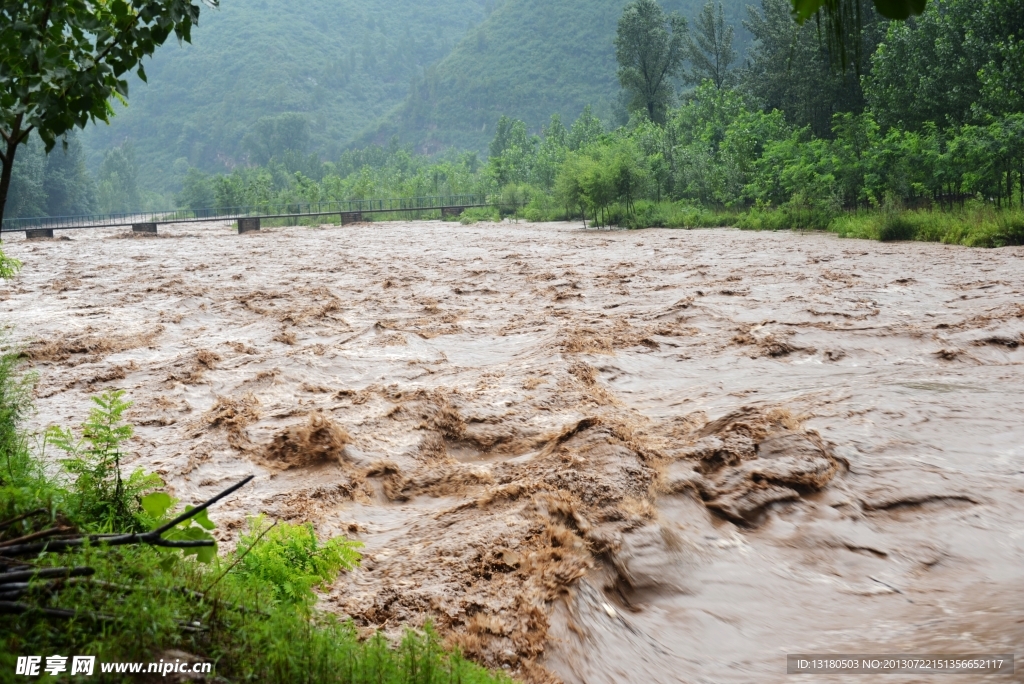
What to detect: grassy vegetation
<box><xmin>483</xmin><ymin>192</ymin><xmax>1024</xmax><ymax>248</ymax></box>
<box><xmin>829</xmin><ymin>206</ymin><xmax>1024</xmax><ymax>247</ymax></box>
<box><xmin>0</xmin><ymin>335</ymin><xmax>510</xmax><ymax>683</ymax></box>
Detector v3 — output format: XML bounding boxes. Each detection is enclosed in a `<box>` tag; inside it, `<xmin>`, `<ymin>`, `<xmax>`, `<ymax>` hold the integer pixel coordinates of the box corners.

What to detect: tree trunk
<box><xmin>0</xmin><ymin>116</ymin><xmax>30</xmax><ymax>242</ymax></box>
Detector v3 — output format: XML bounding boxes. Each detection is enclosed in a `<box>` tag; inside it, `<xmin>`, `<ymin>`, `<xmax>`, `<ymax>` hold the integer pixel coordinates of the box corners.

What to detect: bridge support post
<box><xmin>340</xmin><ymin>212</ymin><xmax>362</xmax><ymax>225</ymax></box>
<box><xmin>132</xmin><ymin>223</ymin><xmax>158</xmax><ymax>234</ymax></box>
<box><xmin>25</xmin><ymin>229</ymin><xmax>54</xmax><ymax>239</ymax></box>
<box><xmin>237</xmin><ymin>217</ymin><xmax>260</xmax><ymax>234</ymax></box>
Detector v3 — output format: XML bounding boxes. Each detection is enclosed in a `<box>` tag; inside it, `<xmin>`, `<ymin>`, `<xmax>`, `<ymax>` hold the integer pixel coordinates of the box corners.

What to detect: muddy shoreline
<box><xmin>2</xmin><ymin>221</ymin><xmax>1022</xmax><ymax>682</ymax></box>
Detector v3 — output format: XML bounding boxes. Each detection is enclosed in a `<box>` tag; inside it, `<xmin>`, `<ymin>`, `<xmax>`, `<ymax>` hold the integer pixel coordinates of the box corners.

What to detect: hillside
<box><xmin>364</xmin><ymin>0</ymin><xmax>751</xmax><ymax>152</ymax></box>
<box><xmin>80</xmin><ymin>0</ymin><xmax>751</xmax><ymax>192</ymax></box>
<box><xmin>80</xmin><ymin>0</ymin><xmax>492</xmax><ymax>190</ymax></box>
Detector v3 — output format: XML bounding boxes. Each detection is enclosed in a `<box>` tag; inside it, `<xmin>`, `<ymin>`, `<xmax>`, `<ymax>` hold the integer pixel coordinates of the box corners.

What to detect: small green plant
<box><xmin>232</xmin><ymin>515</ymin><xmax>363</xmax><ymax>603</ymax></box>
<box><xmin>0</xmin><ymin>335</ymin><xmax>34</xmax><ymax>485</ymax></box>
<box><xmin>46</xmin><ymin>389</ymin><xmax>161</xmax><ymax>530</ymax></box>
<box><xmin>0</xmin><ymin>249</ymin><xmax>21</xmax><ymax>279</ymax></box>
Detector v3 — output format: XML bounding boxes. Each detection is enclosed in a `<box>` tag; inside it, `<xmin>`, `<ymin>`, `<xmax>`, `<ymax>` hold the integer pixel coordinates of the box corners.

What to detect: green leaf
<box><xmin>791</xmin><ymin>0</ymin><xmax>825</xmax><ymax>23</ymax></box>
<box><xmin>873</xmin><ymin>0</ymin><xmax>927</xmax><ymax>19</ymax></box>
<box><xmin>141</xmin><ymin>492</ymin><xmax>173</xmax><ymax>518</ymax></box>
<box><xmin>192</xmin><ymin>507</ymin><xmax>216</xmax><ymax>530</ymax></box>
<box><xmin>195</xmin><ymin>543</ymin><xmax>217</xmax><ymax>563</ymax></box>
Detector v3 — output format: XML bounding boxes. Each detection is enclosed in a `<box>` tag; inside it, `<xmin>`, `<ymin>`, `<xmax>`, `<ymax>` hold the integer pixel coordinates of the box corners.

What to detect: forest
<box><xmin>16</xmin><ymin>0</ymin><xmax>1015</xmax><ymax>245</ymax></box>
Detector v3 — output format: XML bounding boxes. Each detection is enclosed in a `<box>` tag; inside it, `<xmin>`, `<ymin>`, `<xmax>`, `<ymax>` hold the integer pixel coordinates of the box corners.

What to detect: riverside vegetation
<box><xmin>6</xmin><ymin>0</ymin><xmax>1023</xmax><ymax>248</ymax></box>
<box><xmin>0</xmin><ymin>309</ymin><xmax>509</xmax><ymax>682</ymax></box>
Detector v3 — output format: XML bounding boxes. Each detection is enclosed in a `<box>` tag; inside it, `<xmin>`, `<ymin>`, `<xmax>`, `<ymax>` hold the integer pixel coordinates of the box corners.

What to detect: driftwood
<box><xmin>0</xmin><ymin>475</ymin><xmax>255</xmax><ymax>621</ymax></box>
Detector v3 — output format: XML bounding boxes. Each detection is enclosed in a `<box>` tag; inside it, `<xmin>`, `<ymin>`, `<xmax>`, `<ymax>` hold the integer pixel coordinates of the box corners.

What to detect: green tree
<box><xmin>614</xmin><ymin>0</ymin><xmax>688</xmax><ymax>123</ymax></box>
<box><xmin>743</xmin><ymin>0</ymin><xmax>881</xmax><ymax>137</ymax></box>
<box><xmin>177</xmin><ymin>167</ymin><xmax>216</xmax><ymax>210</ymax></box>
<box><xmin>487</xmin><ymin>116</ymin><xmax>536</xmax><ymax>187</ymax></box>
<box><xmin>4</xmin><ymin>138</ymin><xmax>46</xmax><ymax>219</ymax></box>
<box><xmin>42</xmin><ymin>131</ymin><xmax>96</xmax><ymax>217</ymax></box>
<box><xmin>0</xmin><ymin>0</ymin><xmax>217</xmax><ymax>228</ymax></box>
<box><xmin>865</xmin><ymin>0</ymin><xmax>1024</xmax><ymax>130</ymax></box>
<box><xmin>97</xmin><ymin>142</ymin><xmax>141</xmax><ymax>213</ymax></box>
<box><xmin>241</xmin><ymin>113</ymin><xmax>312</xmax><ymax>167</ymax></box>
<box><xmin>532</xmin><ymin>114</ymin><xmax>570</xmax><ymax>190</ymax></box>
<box><xmin>4</xmin><ymin>131</ymin><xmax>96</xmax><ymax>219</ymax></box>
<box><xmin>568</xmin><ymin>105</ymin><xmax>605</xmax><ymax>151</ymax></box>
<box><xmin>685</xmin><ymin>1</ymin><xmax>737</xmax><ymax>90</ymax></box>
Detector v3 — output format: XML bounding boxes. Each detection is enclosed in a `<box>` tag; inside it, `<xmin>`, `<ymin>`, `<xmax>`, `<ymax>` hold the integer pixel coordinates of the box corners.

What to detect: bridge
<box><xmin>0</xmin><ymin>194</ymin><xmax>494</xmax><ymax>238</ymax></box>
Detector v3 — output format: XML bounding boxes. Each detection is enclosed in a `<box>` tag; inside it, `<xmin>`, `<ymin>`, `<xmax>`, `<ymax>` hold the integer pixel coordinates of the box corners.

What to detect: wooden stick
<box><xmin>0</xmin><ymin>566</ymin><xmax>95</xmax><ymax>584</ymax></box>
<box><xmin>0</xmin><ymin>527</ymin><xmax>73</xmax><ymax>548</ymax></box>
<box><xmin>0</xmin><ymin>509</ymin><xmax>47</xmax><ymax>532</ymax></box>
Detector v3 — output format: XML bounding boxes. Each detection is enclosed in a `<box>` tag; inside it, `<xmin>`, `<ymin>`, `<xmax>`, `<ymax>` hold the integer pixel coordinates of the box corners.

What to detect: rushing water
<box><xmin>3</xmin><ymin>222</ymin><xmax>1022</xmax><ymax>683</ymax></box>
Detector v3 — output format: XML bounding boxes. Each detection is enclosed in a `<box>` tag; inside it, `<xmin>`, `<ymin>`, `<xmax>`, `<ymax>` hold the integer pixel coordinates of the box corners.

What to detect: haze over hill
<box><xmin>363</xmin><ymin>0</ymin><xmax>749</xmax><ymax>153</ymax></box>
<box><xmin>80</xmin><ymin>0</ymin><xmax>493</xmax><ymax>190</ymax></box>
<box><xmin>81</xmin><ymin>0</ymin><xmax>749</xmax><ymax>192</ymax></box>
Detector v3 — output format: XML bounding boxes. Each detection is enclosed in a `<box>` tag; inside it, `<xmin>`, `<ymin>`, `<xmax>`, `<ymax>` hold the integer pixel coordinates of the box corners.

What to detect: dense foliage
<box><xmin>148</xmin><ymin>0</ymin><xmax>1021</xmax><ymax>248</ymax></box>
<box><xmin>0</xmin><ymin>0</ymin><xmax>217</xmax><ymax>225</ymax></box>
<box><xmin>4</xmin><ymin>0</ymin><xmax>1021</xmax><ymax>250</ymax></box>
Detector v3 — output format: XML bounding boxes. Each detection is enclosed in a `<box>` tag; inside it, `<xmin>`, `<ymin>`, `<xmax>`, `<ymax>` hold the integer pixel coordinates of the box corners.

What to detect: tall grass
<box><xmin>830</xmin><ymin>205</ymin><xmax>1024</xmax><ymax>247</ymax></box>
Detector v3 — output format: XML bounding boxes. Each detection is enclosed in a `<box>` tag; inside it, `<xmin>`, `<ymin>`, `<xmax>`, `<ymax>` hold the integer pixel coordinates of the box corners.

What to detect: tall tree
<box><xmin>685</xmin><ymin>1</ymin><xmax>737</xmax><ymax>89</ymax></box>
<box><xmin>97</xmin><ymin>142</ymin><xmax>142</xmax><ymax>213</ymax></box>
<box><xmin>743</xmin><ymin>0</ymin><xmax>882</xmax><ymax>137</ymax></box>
<box><xmin>0</xmin><ymin>0</ymin><xmax>217</xmax><ymax>230</ymax></box>
<box><xmin>614</xmin><ymin>0</ymin><xmax>688</xmax><ymax>123</ymax></box>
<box><xmin>43</xmin><ymin>131</ymin><xmax>96</xmax><ymax>217</ymax></box>
<box><xmin>865</xmin><ymin>0</ymin><xmax>1024</xmax><ymax>130</ymax></box>
<box><xmin>568</xmin><ymin>106</ymin><xmax>605</xmax><ymax>151</ymax></box>
<box><xmin>4</xmin><ymin>131</ymin><xmax>96</xmax><ymax>219</ymax></box>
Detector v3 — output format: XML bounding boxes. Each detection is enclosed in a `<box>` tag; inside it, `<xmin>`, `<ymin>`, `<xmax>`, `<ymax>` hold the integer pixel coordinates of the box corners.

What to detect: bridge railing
<box><xmin>0</xmin><ymin>195</ymin><xmax>491</xmax><ymax>232</ymax></box>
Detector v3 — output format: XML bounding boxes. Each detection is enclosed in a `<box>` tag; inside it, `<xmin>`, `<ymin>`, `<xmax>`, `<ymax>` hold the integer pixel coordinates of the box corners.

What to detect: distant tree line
<box><xmin>7</xmin><ymin>0</ymin><xmax>1020</xmax><ymax>229</ymax></box>
<box><xmin>5</xmin><ymin>134</ymin><xmax>151</xmax><ymax>218</ymax></box>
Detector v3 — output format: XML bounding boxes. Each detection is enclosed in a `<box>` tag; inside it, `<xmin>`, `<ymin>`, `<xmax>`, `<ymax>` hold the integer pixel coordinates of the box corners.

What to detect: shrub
<box><xmin>232</xmin><ymin>515</ymin><xmax>363</xmax><ymax>603</ymax></box>
<box><xmin>46</xmin><ymin>390</ymin><xmax>162</xmax><ymax>531</ymax></box>
<box><xmin>458</xmin><ymin>206</ymin><xmax>500</xmax><ymax>224</ymax></box>
<box><xmin>0</xmin><ymin>249</ymin><xmax>21</xmax><ymax>279</ymax></box>
<box><xmin>878</xmin><ymin>212</ymin><xmax>917</xmax><ymax>241</ymax></box>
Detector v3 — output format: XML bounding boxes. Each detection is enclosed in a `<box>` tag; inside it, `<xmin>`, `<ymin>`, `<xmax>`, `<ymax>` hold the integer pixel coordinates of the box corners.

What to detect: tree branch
<box><xmin>0</xmin><ymin>566</ymin><xmax>95</xmax><ymax>584</ymax></box>
<box><xmin>0</xmin><ymin>475</ymin><xmax>254</xmax><ymax>557</ymax></box>
<box><xmin>0</xmin><ymin>508</ymin><xmax>48</xmax><ymax>532</ymax></box>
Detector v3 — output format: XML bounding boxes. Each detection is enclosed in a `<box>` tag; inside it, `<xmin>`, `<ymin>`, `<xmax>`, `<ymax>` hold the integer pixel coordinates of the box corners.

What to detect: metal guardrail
<box><xmin>0</xmin><ymin>195</ymin><xmax>491</xmax><ymax>232</ymax></box>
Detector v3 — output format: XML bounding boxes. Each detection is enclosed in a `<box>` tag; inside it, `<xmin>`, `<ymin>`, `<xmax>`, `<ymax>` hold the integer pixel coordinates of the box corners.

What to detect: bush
<box><xmin>878</xmin><ymin>212</ymin><xmax>918</xmax><ymax>241</ymax></box>
<box><xmin>458</xmin><ymin>206</ymin><xmax>500</xmax><ymax>224</ymax></box>
<box><xmin>828</xmin><ymin>206</ymin><xmax>1024</xmax><ymax>247</ymax></box>
<box><xmin>233</xmin><ymin>515</ymin><xmax>363</xmax><ymax>603</ymax></box>
<box><xmin>736</xmin><ymin>203</ymin><xmax>835</xmax><ymax>231</ymax></box>
<box><xmin>0</xmin><ymin>249</ymin><xmax>21</xmax><ymax>279</ymax></box>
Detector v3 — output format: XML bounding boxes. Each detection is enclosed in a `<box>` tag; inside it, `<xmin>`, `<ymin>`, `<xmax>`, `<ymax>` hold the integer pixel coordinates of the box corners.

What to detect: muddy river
<box><xmin>2</xmin><ymin>221</ymin><xmax>1022</xmax><ymax>682</ymax></box>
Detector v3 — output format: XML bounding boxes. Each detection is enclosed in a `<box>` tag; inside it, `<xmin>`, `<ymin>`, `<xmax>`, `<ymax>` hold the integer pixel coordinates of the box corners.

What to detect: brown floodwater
<box><xmin>2</xmin><ymin>220</ymin><xmax>1022</xmax><ymax>683</ymax></box>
